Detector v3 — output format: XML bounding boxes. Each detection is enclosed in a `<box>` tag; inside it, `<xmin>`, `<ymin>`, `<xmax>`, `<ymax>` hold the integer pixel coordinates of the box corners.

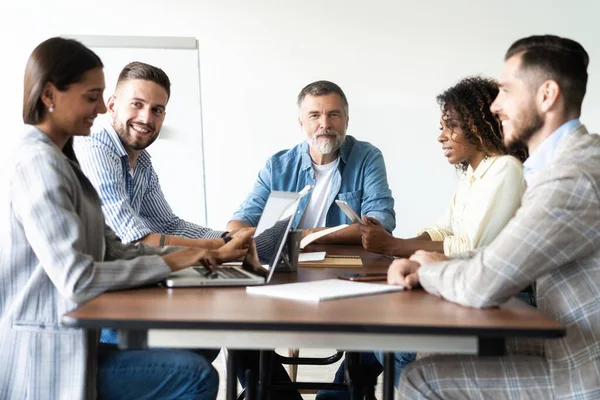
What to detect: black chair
<box><xmin>238</xmin><ymin>350</ymin><xmax>378</xmax><ymax>400</ymax></box>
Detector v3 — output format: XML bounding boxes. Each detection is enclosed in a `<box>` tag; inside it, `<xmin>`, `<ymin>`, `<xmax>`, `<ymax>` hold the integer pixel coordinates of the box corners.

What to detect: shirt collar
<box><xmin>523</xmin><ymin>119</ymin><xmax>581</xmax><ymax>183</ymax></box>
<box><xmin>301</xmin><ymin>136</ymin><xmax>350</xmax><ymax>170</ymax></box>
<box><xmin>467</xmin><ymin>155</ymin><xmax>496</xmax><ymax>181</ymax></box>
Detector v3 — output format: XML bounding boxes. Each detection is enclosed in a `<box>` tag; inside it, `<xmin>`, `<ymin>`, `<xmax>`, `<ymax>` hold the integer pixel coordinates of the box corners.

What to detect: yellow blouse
<box><xmin>419</xmin><ymin>155</ymin><xmax>526</xmax><ymax>255</ymax></box>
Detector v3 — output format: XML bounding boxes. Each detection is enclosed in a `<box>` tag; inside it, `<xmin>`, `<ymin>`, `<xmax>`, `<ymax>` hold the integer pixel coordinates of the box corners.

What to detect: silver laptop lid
<box><xmin>241</xmin><ymin>191</ymin><xmax>302</xmax><ymax>283</ymax></box>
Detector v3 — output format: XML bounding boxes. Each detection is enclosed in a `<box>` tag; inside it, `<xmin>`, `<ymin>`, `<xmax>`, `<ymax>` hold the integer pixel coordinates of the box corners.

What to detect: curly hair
<box><xmin>437</xmin><ymin>76</ymin><xmax>528</xmax><ymax>172</ymax></box>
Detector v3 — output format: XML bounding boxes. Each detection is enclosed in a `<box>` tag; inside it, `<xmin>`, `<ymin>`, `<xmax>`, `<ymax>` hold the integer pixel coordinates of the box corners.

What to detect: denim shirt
<box><xmin>231</xmin><ymin>135</ymin><xmax>396</xmax><ymax>232</ymax></box>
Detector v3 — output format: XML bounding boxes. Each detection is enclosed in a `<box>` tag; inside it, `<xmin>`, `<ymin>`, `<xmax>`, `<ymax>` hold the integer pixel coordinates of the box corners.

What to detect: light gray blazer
<box><xmin>0</xmin><ymin>126</ymin><xmax>173</xmax><ymax>399</ymax></box>
<box><xmin>420</xmin><ymin>125</ymin><xmax>600</xmax><ymax>398</ymax></box>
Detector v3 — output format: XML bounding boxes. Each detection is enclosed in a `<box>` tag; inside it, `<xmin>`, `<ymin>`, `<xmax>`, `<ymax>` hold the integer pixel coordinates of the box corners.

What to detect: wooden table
<box><xmin>63</xmin><ymin>244</ymin><xmax>565</xmax><ymax>400</ymax></box>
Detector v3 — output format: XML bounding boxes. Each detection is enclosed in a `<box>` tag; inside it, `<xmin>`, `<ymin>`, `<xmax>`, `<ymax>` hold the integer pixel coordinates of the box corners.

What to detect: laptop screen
<box><xmin>241</xmin><ymin>191</ymin><xmax>301</xmax><ymax>282</ymax></box>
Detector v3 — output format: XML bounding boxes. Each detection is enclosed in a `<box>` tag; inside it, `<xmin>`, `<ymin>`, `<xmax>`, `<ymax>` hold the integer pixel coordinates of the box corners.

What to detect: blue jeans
<box><xmin>374</xmin><ymin>351</ymin><xmax>416</xmax><ymax>388</ymax></box>
<box><xmin>97</xmin><ymin>344</ymin><xmax>219</xmax><ymax>400</ymax></box>
<box><xmin>315</xmin><ymin>352</ymin><xmax>383</xmax><ymax>400</ymax></box>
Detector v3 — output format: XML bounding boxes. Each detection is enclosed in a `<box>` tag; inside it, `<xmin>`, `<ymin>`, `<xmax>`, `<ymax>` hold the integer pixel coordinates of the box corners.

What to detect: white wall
<box><xmin>2</xmin><ymin>0</ymin><xmax>599</xmax><ymax>237</ymax></box>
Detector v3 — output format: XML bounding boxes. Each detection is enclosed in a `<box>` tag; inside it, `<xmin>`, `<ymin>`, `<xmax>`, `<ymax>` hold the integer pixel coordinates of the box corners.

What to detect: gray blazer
<box><xmin>419</xmin><ymin>125</ymin><xmax>600</xmax><ymax>398</ymax></box>
<box><xmin>0</xmin><ymin>126</ymin><xmax>173</xmax><ymax>399</ymax></box>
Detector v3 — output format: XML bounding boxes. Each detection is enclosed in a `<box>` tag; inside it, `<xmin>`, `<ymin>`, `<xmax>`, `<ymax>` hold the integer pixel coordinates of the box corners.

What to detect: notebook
<box><xmin>298</xmin><ymin>255</ymin><xmax>363</xmax><ymax>268</ymax></box>
<box><xmin>163</xmin><ymin>191</ymin><xmax>304</xmax><ymax>287</ymax></box>
<box><xmin>246</xmin><ymin>279</ymin><xmax>403</xmax><ymax>302</ymax></box>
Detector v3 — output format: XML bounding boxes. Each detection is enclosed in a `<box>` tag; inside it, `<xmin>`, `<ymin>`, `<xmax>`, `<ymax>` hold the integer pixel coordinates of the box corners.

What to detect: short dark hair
<box><xmin>505</xmin><ymin>35</ymin><xmax>589</xmax><ymax>112</ymax></box>
<box><xmin>437</xmin><ymin>76</ymin><xmax>528</xmax><ymax>172</ymax></box>
<box><xmin>23</xmin><ymin>37</ymin><xmax>103</xmax><ymax>125</ymax></box>
<box><xmin>297</xmin><ymin>80</ymin><xmax>349</xmax><ymax>116</ymax></box>
<box><xmin>116</xmin><ymin>61</ymin><xmax>171</xmax><ymax>99</ymax></box>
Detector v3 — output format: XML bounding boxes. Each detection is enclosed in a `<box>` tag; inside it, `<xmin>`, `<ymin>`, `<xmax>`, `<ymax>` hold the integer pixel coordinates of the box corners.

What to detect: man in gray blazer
<box><xmin>388</xmin><ymin>35</ymin><xmax>600</xmax><ymax>399</ymax></box>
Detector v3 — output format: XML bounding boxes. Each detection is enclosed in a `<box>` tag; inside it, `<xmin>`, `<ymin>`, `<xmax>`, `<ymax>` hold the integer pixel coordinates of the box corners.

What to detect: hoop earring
<box><xmin>48</xmin><ymin>104</ymin><xmax>55</xmax><ymax>113</ymax></box>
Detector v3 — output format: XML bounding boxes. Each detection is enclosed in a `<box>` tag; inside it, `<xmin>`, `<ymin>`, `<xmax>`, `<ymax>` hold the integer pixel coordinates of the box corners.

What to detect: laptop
<box><xmin>163</xmin><ymin>191</ymin><xmax>302</xmax><ymax>287</ymax></box>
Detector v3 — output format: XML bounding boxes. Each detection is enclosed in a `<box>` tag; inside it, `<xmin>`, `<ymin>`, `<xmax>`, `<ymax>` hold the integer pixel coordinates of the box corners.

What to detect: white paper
<box><xmin>298</xmin><ymin>252</ymin><xmax>327</xmax><ymax>262</ymax></box>
<box><xmin>300</xmin><ymin>224</ymin><xmax>349</xmax><ymax>249</ymax></box>
<box><xmin>246</xmin><ymin>279</ymin><xmax>403</xmax><ymax>302</ymax></box>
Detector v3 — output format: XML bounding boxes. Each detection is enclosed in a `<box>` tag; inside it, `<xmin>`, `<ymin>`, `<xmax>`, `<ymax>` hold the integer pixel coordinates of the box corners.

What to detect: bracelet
<box><xmin>223</xmin><ymin>236</ymin><xmax>232</xmax><ymax>244</ymax></box>
<box><xmin>159</xmin><ymin>234</ymin><xmax>166</xmax><ymax>247</ymax></box>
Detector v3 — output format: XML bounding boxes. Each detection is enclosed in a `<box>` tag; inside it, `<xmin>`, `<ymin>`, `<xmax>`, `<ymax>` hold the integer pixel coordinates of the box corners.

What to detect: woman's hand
<box><xmin>163</xmin><ymin>229</ymin><xmax>253</xmax><ymax>271</ymax></box>
<box><xmin>358</xmin><ymin>216</ymin><xmax>396</xmax><ymax>255</ymax></box>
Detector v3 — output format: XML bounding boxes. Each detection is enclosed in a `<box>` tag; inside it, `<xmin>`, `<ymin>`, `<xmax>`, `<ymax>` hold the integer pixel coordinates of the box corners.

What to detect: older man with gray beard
<box><xmin>228</xmin><ymin>80</ymin><xmax>395</xmax><ymax>399</ymax></box>
<box><xmin>228</xmin><ymin>80</ymin><xmax>395</xmax><ymax>246</ymax></box>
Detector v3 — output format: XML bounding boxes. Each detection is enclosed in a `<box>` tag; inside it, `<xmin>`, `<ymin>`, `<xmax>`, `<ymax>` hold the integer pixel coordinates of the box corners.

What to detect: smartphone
<box><xmin>335</xmin><ymin>200</ymin><xmax>361</xmax><ymax>224</ymax></box>
<box><xmin>338</xmin><ymin>273</ymin><xmax>388</xmax><ymax>282</ymax></box>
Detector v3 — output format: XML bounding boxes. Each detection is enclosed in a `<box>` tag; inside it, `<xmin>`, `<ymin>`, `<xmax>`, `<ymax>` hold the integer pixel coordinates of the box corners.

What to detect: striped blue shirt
<box><xmin>75</xmin><ymin>121</ymin><xmax>225</xmax><ymax>344</ymax></box>
<box><xmin>73</xmin><ymin>121</ymin><xmax>225</xmax><ymax>243</ymax></box>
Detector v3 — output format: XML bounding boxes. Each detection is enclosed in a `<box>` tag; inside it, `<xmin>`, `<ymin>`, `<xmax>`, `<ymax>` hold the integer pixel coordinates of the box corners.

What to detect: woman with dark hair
<box><xmin>360</xmin><ymin>76</ymin><xmax>527</xmax><ymax>258</ymax></box>
<box><xmin>361</xmin><ymin>76</ymin><xmax>528</xmax><ymax>387</ymax></box>
<box><xmin>0</xmin><ymin>37</ymin><xmax>249</xmax><ymax>400</ymax></box>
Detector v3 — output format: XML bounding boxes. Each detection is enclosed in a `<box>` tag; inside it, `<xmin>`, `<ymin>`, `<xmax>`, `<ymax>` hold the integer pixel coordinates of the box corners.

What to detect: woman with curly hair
<box><xmin>360</xmin><ymin>76</ymin><xmax>528</xmax><ymax>388</ymax></box>
<box><xmin>359</xmin><ymin>76</ymin><xmax>527</xmax><ymax>258</ymax></box>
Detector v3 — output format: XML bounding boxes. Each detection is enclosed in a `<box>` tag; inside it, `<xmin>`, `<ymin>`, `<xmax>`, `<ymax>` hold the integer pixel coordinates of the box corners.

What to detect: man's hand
<box><xmin>214</xmin><ymin>229</ymin><xmax>254</xmax><ymax>262</ymax></box>
<box><xmin>227</xmin><ymin>227</ymin><xmax>256</xmax><ymax>240</ymax></box>
<box><xmin>358</xmin><ymin>216</ymin><xmax>395</xmax><ymax>254</ymax></box>
<box><xmin>387</xmin><ymin>258</ymin><xmax>421</xmax><ymax>289</ymax></box>
<box><xmin>409</xmin><ymin>250</ymin><xmax>449</xmax><ymax>265</ymax></box>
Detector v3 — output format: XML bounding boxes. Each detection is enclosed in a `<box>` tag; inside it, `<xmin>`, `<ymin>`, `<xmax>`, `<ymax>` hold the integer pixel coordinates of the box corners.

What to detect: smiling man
<box><xmin>74</xmin><ymin>62</ymin><xmax>234</xmax><ymax>347</ymax></box>
<box><xmin>74</xmin><ymin>62</ymin><xmax>228</xmax><ymax>248</ymax></box>
<box><xmin>227</xmin><ymin>80</ymin><xmax>396</xmax><ymax>245</ymax></box>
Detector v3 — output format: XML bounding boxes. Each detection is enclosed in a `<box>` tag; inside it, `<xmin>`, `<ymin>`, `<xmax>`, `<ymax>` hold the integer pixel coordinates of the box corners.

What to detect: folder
<box><xmin>246</xmin><ymin>279</ymin><xmax>403</xmax><ymax>302</ymax></box>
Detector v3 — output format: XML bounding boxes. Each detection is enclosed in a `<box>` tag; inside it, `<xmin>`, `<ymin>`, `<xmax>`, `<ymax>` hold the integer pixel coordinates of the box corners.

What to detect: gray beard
<box><xmin>307</xmin><ymin>130</ymin><xmax>345</xmax><ymax>154</ymax></box>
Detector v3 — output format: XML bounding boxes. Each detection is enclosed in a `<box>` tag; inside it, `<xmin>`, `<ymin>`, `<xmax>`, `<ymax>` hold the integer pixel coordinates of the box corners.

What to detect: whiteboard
<box><xmin>68</xmin><ymin>35</ymin><xmax>207</xmax><ymax>226</ymax></box>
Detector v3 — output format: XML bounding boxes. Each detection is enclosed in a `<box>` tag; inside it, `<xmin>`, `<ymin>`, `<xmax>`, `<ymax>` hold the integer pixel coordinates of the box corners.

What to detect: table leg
<box><xmin>245</xmin><ymin>368</ymin><xmax>256</xmax><ymax>400</ymax></box>
<box><xmin>383</xmin><ymin>352</ymin><xmax>395</xmax><ymax>400</ymax></box>
<box><xmin>345</xmin><ymin>352</ymin><xmax>365</xmax><ymax>400</ymax></box>
<box><xmin>227</xmin><ymin>350</ymin><xmax>238</xmax><ymax>400</ymax></box>
<box><xmin>257</xmin><ymin>350</ymin><xmax>273</xmax><ymax>400</ymax></box>
<box><xmin>117</xmin><ymin>329</ymin><xmax>147</xmax><ymax>350</ymax></box>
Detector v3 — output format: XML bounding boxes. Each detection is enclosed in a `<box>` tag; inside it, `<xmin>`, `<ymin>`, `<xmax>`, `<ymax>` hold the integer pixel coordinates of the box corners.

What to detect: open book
<box><xmin>300</xmin><ymin>224</ymin><xmax>349</xmax><ymax>249</ymax></box>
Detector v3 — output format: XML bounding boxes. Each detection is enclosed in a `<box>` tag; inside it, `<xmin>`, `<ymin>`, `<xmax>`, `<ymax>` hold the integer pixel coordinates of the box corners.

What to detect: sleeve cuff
<box><xmin>417</xmin><ymin>264</ymin><xmax>443</xmax><ymax>297</ymax></box>
<box><xmin>418</xmin><ymin>228</ymin><xmax>446</xmax><ymax>242</ymax></box>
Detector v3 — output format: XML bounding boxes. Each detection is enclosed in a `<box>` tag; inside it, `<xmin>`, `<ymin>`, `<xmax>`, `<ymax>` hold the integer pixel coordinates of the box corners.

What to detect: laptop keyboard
<box><xmin>193</xmin><ymin>267</ymin><xmax>250</xmax><ymax>279</ymax></box>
